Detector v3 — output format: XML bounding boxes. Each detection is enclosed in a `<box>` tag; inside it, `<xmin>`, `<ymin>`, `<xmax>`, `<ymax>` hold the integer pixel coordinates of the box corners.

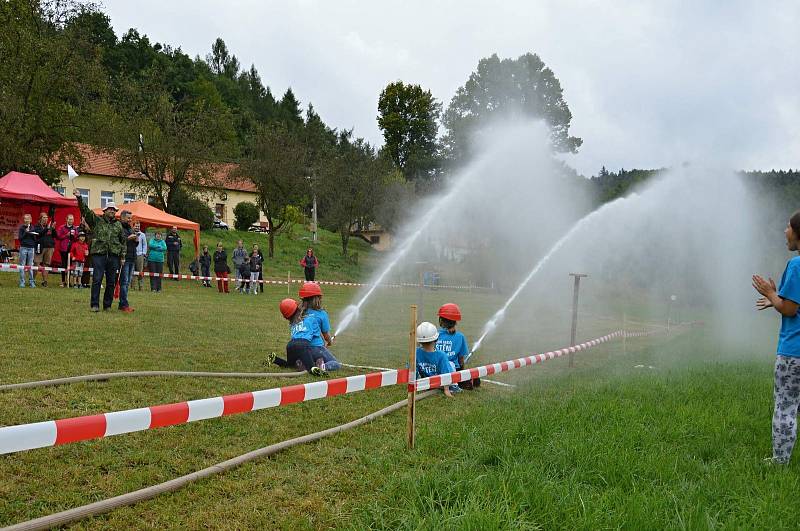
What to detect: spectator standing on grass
<box><xmin>118</xmin><ymin>211</ymin><xmax>139</xmax><ymax>312</ymax></box>
<box><xmin>199</xmin><ymin>245</ymin><xmax>212</xmax><ymax>287</ymax></box>
<box><xmin>56</xmin><ymin>214</ymin><xmax>79</xmax><ymax>287</ymax></box>
<box><xmin>69</xmin><ymin>233</ymin><xmax>88</xmax><ymax>287</ymax></box>
<box><xmin>134</xmin><ymin>223</ymin><xmax>147</xmax><ymax>290</ymax></box>
<box><xmin>753</xmin><ymin>211</ymin><xmax>800</xmax><ymax>464</ymax></box>
<box><xmin>238</xmin><ymin>255</ymin><xmax>252</xmax><ymax>294</ymax></box>
<box><xmin>300</xmin><ymin>248</ymin><xmax>318</xmax><ymax>281</ymax></box>
<box><xmin>147</xmin><ymin>231</ymin><xmax>167</xmax><ymax>292</ymax></box>
<box><xmin>165</xmin><ymin>226</ymin><xmax>182</xmax><ymax>280</ymax></box>
<box><xmin>213</xmin><ymin>242</ymin><xmax>230</xmax><ymax>293</ymax></box>
<box><xmin>74</xmin><ymin>189</ymin><xmax>125</xmax><ymax>311</ymax></box>
<box><xmin>33</xmin><ymin>212</ymin><xmax>56</xmax><ymax>287</ymax></box>
<box><xmin>17</xmin><ymin>213</ymin><xmax>37</xmax><ymax>288</ymax></box>
<box><xmin>232</xmin><ymin>240</ymin><xmax>247</xmax><ymax>290</ymax></box>
<box><xmin>249</xmin><ymin>247</ymin><xmax>262</xmax><ymax>295</ymax></box>
<box><xmin>254</xmin><ymin>243</ymin><xmax>265</xmax><ymax>293</ymax></box>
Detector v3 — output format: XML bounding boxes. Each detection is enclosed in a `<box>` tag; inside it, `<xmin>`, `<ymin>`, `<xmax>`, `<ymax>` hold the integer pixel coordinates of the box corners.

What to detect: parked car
<box><xmin>213</xmin><ymin>218</ymin><xmax>229</xmax><ymax>230</ymax></box>
<box><xmin>248</xmin><ymin>221</ymin><xmax>269</xmax><ymax>233</ymax></box>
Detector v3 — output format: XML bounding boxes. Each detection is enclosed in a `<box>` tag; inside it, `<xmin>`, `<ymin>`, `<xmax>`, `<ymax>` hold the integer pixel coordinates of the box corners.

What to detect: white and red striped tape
<box><xmin>0</xmin><ymin>327</ymin><xmax>674</xmax><ymax>455</ymax></box>
<box><xmin>0</xmin><ymin>369</ymin><xmax>410</xmax><ymax>455</ymax></box>
<box><xmin>0</xmin><ymin>263</ymin><xmax>489</xmax><ymax>290</ymax></box>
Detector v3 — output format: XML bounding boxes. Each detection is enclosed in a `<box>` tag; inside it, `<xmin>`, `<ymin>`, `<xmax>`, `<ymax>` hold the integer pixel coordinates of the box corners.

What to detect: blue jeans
<box><xmin>18</xmin><ymin>247</ymin><xmax>35</xmax><ymax>286</ymax></box>
<box><xmin>119</xmin><ymin>260</ymin><xmax>135</xmax><ymax>309</ymax></box>
<box><xmin>91</xmin><ymin>254</ymin><xmax>120</xmax><ymax>309</ymax></box>
<box><xmin>310</xmin><ymin>346</ymin><xmax>341</xmax><ymax>371</ymax></box>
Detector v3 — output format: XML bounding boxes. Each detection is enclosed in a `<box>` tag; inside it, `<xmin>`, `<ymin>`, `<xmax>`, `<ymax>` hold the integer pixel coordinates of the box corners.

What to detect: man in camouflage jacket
<box><xmin>74</xmin><ymin>189</ymin><xmax>126</xmax><ymax>312</ymax></box>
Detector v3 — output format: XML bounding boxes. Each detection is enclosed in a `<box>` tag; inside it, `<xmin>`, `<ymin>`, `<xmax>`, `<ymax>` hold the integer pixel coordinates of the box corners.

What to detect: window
<box><xmin>370</xmin><ymin>235</ymin><xmax>380</xmax><ymax>244</ymax></box>
<box><xmin>52</xmin><ymin>186</ymin><xmax>65</xmax><ymax>196</ymax></box>
<box><xmin>100</xmin><ymin>191</ymin><xmax>114</xmax><ymax>209</ymax></box>
<box><xmin>76</xmin><ymin>188</ymin><xmax>89</xmax><ymax>204</ymax></box>
<box><xmin>215</xmin><ymin>204</ymin><xmax>225</xmax><ymax>220</ymax></box>
<box><xmin>123</xmin><ymin>193</ymin><xmax>136</xmax><ymax>204</ymax></box>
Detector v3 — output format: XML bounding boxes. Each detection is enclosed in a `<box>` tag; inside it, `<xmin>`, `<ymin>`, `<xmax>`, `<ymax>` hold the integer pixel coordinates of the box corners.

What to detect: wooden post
<box><xmin>287</xmin><ymin>271</ymin><xmax>291</xmax><ymax>295</ymax></box>
<box><xmin>407</xmin><ymin>304</ymin><xmax>418</xmax><ymax>449</ymax></box>
<box><xmin>568</xmin><ymin>273</ymin><xmax>588</xmax><ymax>368</ymax></box>
<box><xmin>66</xmin><ymin>252</ymin><xmax>71</xmax><ymax>288</ymax></box>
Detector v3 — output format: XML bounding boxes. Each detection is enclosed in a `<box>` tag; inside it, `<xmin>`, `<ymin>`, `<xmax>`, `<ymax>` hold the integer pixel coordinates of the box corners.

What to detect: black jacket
<box><xmin>18</xmin><ymin>224</ymin><xmax>38</xmax><ymax>249</ymax></box>
<box><xmin>165</xmin><ymin>232</ymin><xmax>182</xmax><ymax>253</ymax></box>
<box><xmin>121</xmin><ymin>222</ymin><xmax>138</xmax><ymax>261</ymax></box>
<box><xmin>199</xmin><ymin>253</ymin><xmax>211</xmax><ymax>271</ymax></box>
<box><xmin>213</xmin><ymin>250</ymin><xmax>229</xmax><ymax>273</ymax></box>
<box><xmin>34</xmin><ymin>223</ymin><xmax>56</xmax><ymax>248</ymax></box>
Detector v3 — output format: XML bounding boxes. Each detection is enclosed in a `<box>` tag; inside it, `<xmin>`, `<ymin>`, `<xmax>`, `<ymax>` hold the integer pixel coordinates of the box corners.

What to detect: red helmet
<box><xmin>299</xmin><ymin>281</ymin><xmax>322</xmax><ymax>299</ymax></box>
<box><xmin>438</xmin><ymin>303</ymin><xmax>462</xmax><ymax>322</ymax></box>
<box><xmin>279</xmin><ymin>298</ymin><xmax>299</xmax><ymax>319</ymax></box>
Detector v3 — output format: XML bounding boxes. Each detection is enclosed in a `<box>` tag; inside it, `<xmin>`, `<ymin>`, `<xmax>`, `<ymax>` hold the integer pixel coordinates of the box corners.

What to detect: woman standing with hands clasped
<box><xmin>753</xmin><ymin>211</ymin><xmax>800</xmax><ymax>464</ymax></box>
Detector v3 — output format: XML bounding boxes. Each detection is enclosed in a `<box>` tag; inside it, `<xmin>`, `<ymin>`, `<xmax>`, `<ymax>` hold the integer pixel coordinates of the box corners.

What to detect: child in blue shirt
<box><xmin>435</xmin><ymin>303</ymin><xmax>479</xmax><ymax>391</ymax></box>
<box><xmin>415</xmin><ymin>321</ymin><xmax>454</xmax><ymax>398</ymax></box>
<box><xmin>753</xmin><ymin>211</ymin><xmax>800</xmax><ymax>464</ymax></box>
<box><xmin>270</xmin><ymin>298</ymin><xmax>326</xmax><ymax>376</ymax></box>
<box><xmin>298</xmin><ymin>281</ymin><xmax>341</xmax><ymax>372</ymax></box>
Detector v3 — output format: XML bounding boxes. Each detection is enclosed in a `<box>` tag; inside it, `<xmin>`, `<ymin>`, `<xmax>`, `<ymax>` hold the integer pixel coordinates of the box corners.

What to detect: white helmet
<box><xmin>416</xmin><ymin>322</ymin><xmax>439</xmax><ymax>343</ymax></box>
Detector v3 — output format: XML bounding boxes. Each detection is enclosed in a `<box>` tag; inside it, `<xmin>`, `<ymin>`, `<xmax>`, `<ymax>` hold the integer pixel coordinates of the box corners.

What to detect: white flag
<box><xmin>67</xmin><ymin>164</ymin><xmax>79</xmax><ymax>180</ymax></box>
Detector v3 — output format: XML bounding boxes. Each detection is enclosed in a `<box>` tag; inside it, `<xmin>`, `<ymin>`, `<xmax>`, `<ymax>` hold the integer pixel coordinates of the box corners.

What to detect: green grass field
<box><xmin>1</xmin><ymin>275</ymin><xmax>797</xmax><ymax>529</ymax></box>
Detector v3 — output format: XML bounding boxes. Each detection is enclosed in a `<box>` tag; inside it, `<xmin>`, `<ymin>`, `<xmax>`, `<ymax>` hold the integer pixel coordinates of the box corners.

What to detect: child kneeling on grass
<box><xmin>416</xmin><ymin>321</ymin><xmax>454</xmax><ymax>398</ymax></box>
<box><xmin>298</xmin><ymin>281</ymin><xmax>341</xmax><ymax>373</ymax></box>
<box><xmin>269</xmin><ymin>298</ymin><xmax>328</xmax><ymax>376</ymax></box>
<box><xmin>436</xmin><ymin>302</ymin><xmax>480</xmax><ymax>392</ymax></box>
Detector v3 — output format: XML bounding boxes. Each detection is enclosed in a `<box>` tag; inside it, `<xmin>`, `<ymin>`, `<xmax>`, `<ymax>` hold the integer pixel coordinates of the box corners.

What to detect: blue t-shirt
<box><xmin>436</xmin><ymin>329</ymin><xmax>469</xmax><ymax>369</ymax></box>
<box><xmin>305</xmin><ymin>309</ymin><xmax>331</xmax><ymax>347</ymax></box>
<box><xmin>415</xmin><ymin>347</ymin><xmax>452</xmax><ymax>379</ymax></box>
<box><xmin>290</xmin><ymin>314</ymin><xmax>321</xmax><ymax>343</ymax></box>
<box><xmin>778</xmin><ymin>256</ymin><xmax>800</xmax><ymax>357</ymax></box>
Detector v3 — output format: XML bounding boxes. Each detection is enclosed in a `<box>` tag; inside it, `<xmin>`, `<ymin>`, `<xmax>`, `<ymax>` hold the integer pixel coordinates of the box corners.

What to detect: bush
<box><xmin>233</xmin><ymin>201</ymin><xmax>260</xmax><ymax>231</ymax></box>
<box><xmin>169</xmin><ymin>189</ymin><xmax>215</xmax><ymax>230</ymax></box>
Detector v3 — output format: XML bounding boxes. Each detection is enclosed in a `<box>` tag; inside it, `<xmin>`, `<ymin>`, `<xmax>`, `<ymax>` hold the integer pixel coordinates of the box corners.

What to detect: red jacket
<box><xmin>70</xmin><ymin>241</ymin><xmax>88</xmax><ymax>262</ymax></box>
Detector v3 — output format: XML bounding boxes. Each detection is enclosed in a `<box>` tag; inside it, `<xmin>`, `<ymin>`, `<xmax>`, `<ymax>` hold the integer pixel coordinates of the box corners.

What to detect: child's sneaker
<box><xmin>448</xmin><ymin>384</ymin><xmax>462</xmax><ymax>394</ymax></box>
<box><xmin>310</xmin><ymin>366</ymin><xmax>328</xmax><ymax>377</ymax></box>
<box><xmin>263</xmin><ymin>352</ymin><xmax>277</xmax><ymax>367</ymax></box>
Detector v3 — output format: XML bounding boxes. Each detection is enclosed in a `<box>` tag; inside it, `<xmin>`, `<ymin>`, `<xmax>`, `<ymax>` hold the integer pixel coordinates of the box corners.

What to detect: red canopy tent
<box><xmin>0</xmin><ymin>171</ymin><xmax>80</xmax><ymax>254</ymax></box>
<box><xmin>93</xmin><ymin>201</ymin><xmax>200</xmax><ymax>257</ymax></box>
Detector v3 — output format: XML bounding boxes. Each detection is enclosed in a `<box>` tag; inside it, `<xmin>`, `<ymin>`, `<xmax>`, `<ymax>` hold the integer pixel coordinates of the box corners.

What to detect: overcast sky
<box><xmin>102</xmin><ymin>0</ymin><xmax>799</xmax><ymax>176</ymax></box>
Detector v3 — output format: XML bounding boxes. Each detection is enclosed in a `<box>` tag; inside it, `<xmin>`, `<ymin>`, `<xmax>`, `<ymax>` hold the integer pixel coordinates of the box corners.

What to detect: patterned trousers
<box><xmin>773</xmin><ymin>355</ymin><xmax>800</xmax><ymax>463</ymax></box>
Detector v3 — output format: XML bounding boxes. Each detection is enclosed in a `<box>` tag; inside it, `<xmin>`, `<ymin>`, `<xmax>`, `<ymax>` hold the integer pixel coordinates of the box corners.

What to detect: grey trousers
<box><xmin>773</xmin><ymin>355</ymin><xmax>800</xmax><ymax>463</ymax></box>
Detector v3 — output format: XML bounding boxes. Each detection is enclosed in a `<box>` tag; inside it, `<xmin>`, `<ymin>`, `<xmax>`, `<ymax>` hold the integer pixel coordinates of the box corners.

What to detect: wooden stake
<box><xmin>287</xmin><ymin>271</ymin><xmax>290</xmax><ymax>295</ymax></box>
<box><xmin>407</xmin><ymin>304</ymin><xmax>418</xmax><ymax>450</ymax></box>
<box><xmin>568</xmin><ymin>273</ymin><xmax>588</xmax><ymax>368</ymax></box>
<box><xmin>622</xmin><ymin>312</ymin><xmax>627</xmax><ymax>356</ymax></box>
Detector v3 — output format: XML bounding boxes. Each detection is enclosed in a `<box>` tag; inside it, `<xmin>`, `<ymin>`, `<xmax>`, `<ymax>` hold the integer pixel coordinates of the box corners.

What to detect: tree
<box><xmin>0</xmin><ymin>0</ymin><xmax>107</xmax><ymax>183</ymax></box>
<box><xmin>317</xmin><ymin>132</ymin><xmax>385</xmax><ymax>256</ymax></box>
<box><xmin>102</xmin><ymin>70</ymin><xmax>237</xmax><ymax>213</ymax></box>
<box><xmin>233</xmin><ymin>201</ymin><xmax>259</xmax><ymax>231</ymax></box>
<box><xmin>241</xmin><ymin>123</ymin><xmax>308</xmax><ymax>258</ymax></box>
<box><xmin>207</xmin><ymin>37</ymin><xmax>239</xmax><ymax>79</ymax></box>
<box><xmin>442</xmin><ymin>53</ymin><xmax>582</xmax><ymax>168</ymax></box>
<box><xmin>377</xmin><ymin>81</ymin><xmax>441</xmax><ymax>183</ymax></box>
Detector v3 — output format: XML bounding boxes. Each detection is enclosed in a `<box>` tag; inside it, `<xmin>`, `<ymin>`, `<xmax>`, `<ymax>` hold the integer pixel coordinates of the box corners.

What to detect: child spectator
<box><xmin>0</xmin><ymin>242</ymin><xmax>11</xmax><ymax>263</ymax></box>
<box><xmin>69</xmin><ymin>233</ymin><xmax>89</xmax><ymax>288</ymax></box>
<box><xmin>199</xmin><ymin>245</ymin><xmax>212</xmax><ymax>287</ymax></box>
<box><xmin>17</xmin><ymin>213</ymin><xmax>38</xmax><ymax>288</ymax></box>
<box><xmin>415</xmin><ymin>321</ymin><xmax>454</xmax><ymax>398</ymax></box>
<box><xmin>249</xmin><ymin>248</ymin><xmax>262</xmax><ymax>295</ymax></box>
<box><xmin>213</xmin><ymin>242</ymin><xmax>230</xmax><ymax>293</ymax></box>
<box><xmin>238</xmin><ymin>256</ymin><xmax>252</xmax><ymax>294</ymax></box>
<box><xmin>435</xmin><ymin>303</ymin><xmax>477</xmax><ymax>391</ymax></box>
<box><xmin>253</xmin><ymin>243</ymin><xmax>265</xmax><ymax>293</ymax></box>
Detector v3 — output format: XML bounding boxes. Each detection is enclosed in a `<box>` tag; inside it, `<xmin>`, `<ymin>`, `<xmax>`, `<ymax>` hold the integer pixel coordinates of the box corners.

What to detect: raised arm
<box><xmin>72</xmin><ymin>189</ymin><xmax>97</xmax><ymax>228</ymax></box>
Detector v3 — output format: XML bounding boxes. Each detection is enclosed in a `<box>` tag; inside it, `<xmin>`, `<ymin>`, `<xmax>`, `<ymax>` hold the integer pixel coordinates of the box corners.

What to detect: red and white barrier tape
<box><xmin>0</xmin><ymin>263</ymin><xmax>489</xmax><ymax>290</ymax></box>
<box><xmin>0</xmin><ymin>326</ymin><xmax>675</xmax><ymax>455</ymax></box>
<box><xmin>0</xmin><ymin>369</ymin><xmax>410</xmax><ymax>455</ymax></box>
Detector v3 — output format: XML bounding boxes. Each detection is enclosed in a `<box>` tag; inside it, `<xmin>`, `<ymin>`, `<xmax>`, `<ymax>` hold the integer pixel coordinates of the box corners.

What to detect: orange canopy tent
<box><xmin>93</xmin><ymin>201</ymin><xmax>199</xmax><ymax>257</ymax></box>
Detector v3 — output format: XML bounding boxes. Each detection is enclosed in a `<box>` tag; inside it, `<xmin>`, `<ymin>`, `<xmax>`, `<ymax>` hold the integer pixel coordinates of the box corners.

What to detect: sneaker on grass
<box><xmin>263</xmin><ymin>351</ymin><xmax>277</xmax><ymax>367</ymax></box>
<box><xmin>310</xmin><ymin>366</ymin><xmax>328</xmax><ymax>377</ymax></box>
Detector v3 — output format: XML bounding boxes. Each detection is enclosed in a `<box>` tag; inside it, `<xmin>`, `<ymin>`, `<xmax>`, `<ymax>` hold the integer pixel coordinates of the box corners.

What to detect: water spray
<box><xmin>469</xmin><ymin>194</ymin><xmax>638</xmax><ymax>356</ymax></box>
